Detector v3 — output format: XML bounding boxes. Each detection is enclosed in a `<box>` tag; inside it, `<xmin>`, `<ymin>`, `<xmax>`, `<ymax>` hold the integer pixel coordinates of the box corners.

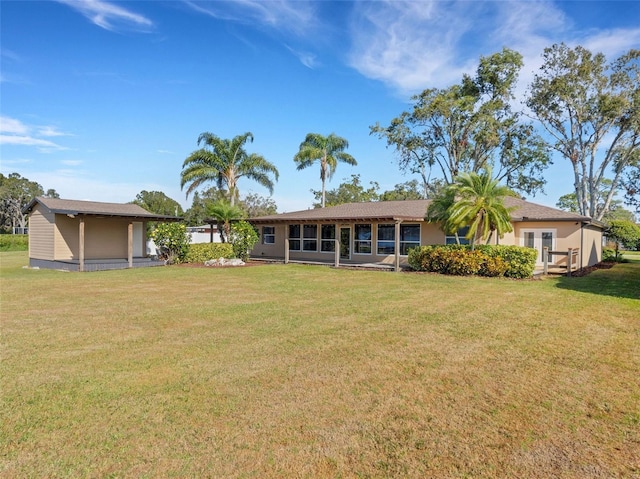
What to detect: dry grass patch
<box><xmin>1</xmin><ymin>251</ymin><xmax>639</xmax><ymax>477</ymax></box>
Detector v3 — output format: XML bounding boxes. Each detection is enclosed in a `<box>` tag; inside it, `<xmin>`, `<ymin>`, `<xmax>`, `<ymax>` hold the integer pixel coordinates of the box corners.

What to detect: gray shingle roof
<box><xmin>23</xmin><ymin>197</ymin><xmax>182</xmax><ymax>221</ymax></box>
<box><xmin>250</xmin><ymin>197</ymin><xmax>599</xmax><ymax>225</ymax></box>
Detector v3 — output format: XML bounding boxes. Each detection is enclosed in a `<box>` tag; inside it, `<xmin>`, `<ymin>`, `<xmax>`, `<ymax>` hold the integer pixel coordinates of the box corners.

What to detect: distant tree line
<box><xmin>0</xmin><ymin>173</ymin><xmax>58</xmax><ymax>234</ymax></box>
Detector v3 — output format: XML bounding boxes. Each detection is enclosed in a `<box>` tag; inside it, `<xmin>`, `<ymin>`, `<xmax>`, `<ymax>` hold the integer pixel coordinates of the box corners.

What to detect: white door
<box><xmin>133</xmin><ymin>222</ymin><xmax>144</xmax><ymax>257</ymax></box>
<box><xmin>521</xmin><ymin>229</ymin><xmax>556</xmax><ymax>266</ymax></box>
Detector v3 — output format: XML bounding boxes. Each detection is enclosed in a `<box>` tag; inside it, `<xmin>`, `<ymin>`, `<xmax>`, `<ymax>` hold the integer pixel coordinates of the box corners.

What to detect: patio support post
<box><xmin>567</xmin><ymin>248</ymin><xmax>573</xmax><ymax>277</ymax></box>
<box><xmin>285</xmin><ymin>238</ymin><xmax>289</xmax><ymax>264</ymax></box>
<box><xmin>79</xmin><ymin>217</ymin><xmax>85</xmax><ymax>272</ymax></box>
<box><xmin>543</xmin><ymin>246</ymin><xmax>548</xmax><ymax>275</ymax></box>
<box><xmin>394</xmin><ymin>220</ymin><xmax>401</xmax><ymax>272</ymax></box>
<box><xmin>128</xmin><ymin>222</ymin><xmax>133</xmax><ymax>268</ymax></box>
<box><xmin>335</xmin><ymin>223</ymin><xmax>340</xmax><ymax>267</ymax></box>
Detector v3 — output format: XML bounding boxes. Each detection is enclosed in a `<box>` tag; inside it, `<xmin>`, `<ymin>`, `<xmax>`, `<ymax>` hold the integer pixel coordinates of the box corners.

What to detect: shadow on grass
<box><xmin>555</xmin><ymin>261</ymin><xmax>640</xmax><ymax>300</ymax></box>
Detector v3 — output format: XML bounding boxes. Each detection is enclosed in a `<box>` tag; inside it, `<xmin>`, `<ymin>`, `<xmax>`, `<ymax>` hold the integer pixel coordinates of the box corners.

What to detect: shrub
<box><xmin>478</xmin><ymin>255</ymin><xmax>509</xmax><ymax>277</ymax></box>
<box><xmin>447</xmin><ymin>248</ymin><xmax>484</xmax><ymax>276</ymax></box>
<box><xmin>407</xmin><ymin>244</ymin><xmax>537</xmax><ymax>278</ymax></box>
<box><xmin>476</xmin><ymin>245</ymin><xmax>537</xmax><ymax>279</ymax></box>
<box><xmin>185</xmin><ymin>243</ymin><xmax>234</xmax><ymax>263</ymax></box>
<box><xmin>150</xmin><ymin>223</ymin><xmax>191</xmax><ymax>264</ymax></box>
<box><xmin>0</xmin><ymin>234</ymin><xmax>28</xmax><ymax>251</ymax></box>
<box><xmin>230</xmin><ymin>221</ymin><xmax>259</xmax><ymax>262</ymax></box>
<box><xmin>602</xmin><ymin>247</ymin><xmax>618</xmax><ymax>262</ymax></box>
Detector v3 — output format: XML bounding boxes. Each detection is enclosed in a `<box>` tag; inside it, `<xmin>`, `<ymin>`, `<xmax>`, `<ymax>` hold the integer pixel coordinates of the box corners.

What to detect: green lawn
<box><xmin>1</xmin><ymin>251</ymin><xmax>639</xmax><ymax>478</ymax></box>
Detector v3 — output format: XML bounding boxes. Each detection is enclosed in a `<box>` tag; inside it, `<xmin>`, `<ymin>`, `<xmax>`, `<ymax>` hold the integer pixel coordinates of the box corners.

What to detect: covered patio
<box><xmin>23</xmin><ymin>197</ymin><xmax>182</xmax><ymax>272</ymax></box>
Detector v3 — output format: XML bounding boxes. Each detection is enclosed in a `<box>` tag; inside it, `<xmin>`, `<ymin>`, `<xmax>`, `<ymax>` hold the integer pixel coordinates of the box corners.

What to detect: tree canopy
<box><xmin>207</xmin><ymin>201</ymin><xmax>244</xmax><ymax>243</ymax></box>
<box><xmin>0</xmin><ymin>173</ymin><xmax>58</xmax><ymax>233</ymax></box>
<box><xmin>132</xmin><ymin>190</ymin><xmax>183</xmax><ymax>217</ymax></box>
<box><xmin>378</xmin><ymin>179</ymin><xmax>425</xmax><ymax>201</ymax></box>
<box><xmin>527</xmin><ymin>43</ymin><xmax>640</xmax><ymax>221</ymax></box>
<box><xmin>312</xmin><ymin>174</ymin><xmax>378</xmax><ymax>208</ymax></box>
<box><xmin>606</xmin><ymin>220</ymin><xmax>640</xmax><ymax>258</ymax></box>
<box><xmin>371</xmin><ymin>48</ymin><xmax>550</xmax><ymax>197</ymax></box>
<box><xmin>427</xmin><ymin>169</ymin><xmax>516</xmax><ymax>246</ymax></box>
<box><xmin>181</xmin><ymin>132</ymin><xmax>279</xmax><ymax>206</ymax></box>
<box><xmin>293</xmin><ymin>133</ymin><xmax>357</xmax><ymax>208</ymax></box>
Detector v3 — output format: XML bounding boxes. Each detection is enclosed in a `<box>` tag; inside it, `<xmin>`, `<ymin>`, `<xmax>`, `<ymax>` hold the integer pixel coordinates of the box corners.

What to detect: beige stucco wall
<box><xmin>581</xmin><ymin>224</ymin><xmax>603</xmax><ymax>267</ymax></box>
<box><xmin>28</xmin><ymin>204</ymin><xmax>55</xmax><ymax>260</ymax></box>
<box><xmin>251</xmin><ymin>219</ymin><xmax>602</xmax><ymax>267</ymax></box>
<box><xmin>54</xmin><ymin>214</ymin><xmax>79</xmax><ymax>259</ymax></box>
<box><xmin>253</xmin><ymin>224</ymin><xmax>288</xmax><ymax>258</ymax></box>
<box><xmin>53</xmin><ymin>215</ymin><xmax>146</xmax><ymax>260</ymax></box>
<box><xmin>253</xmin><ymin>221</ymin><xmax>441</xmax><ymax>265</ymax></box>
<box><xmin>513</xmin><ymin>221</ymin><xmax>595</xmax><ymax>267</ymax></box>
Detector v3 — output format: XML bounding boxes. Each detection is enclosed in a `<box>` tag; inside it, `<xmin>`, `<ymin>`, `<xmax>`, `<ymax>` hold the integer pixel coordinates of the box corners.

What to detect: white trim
<box><xmin>320</xmin><ymin>223</ymin><xmax>337</xmax><ymax>254</ymax></box>
<box><xmin>302</xmin><ymin>224</ymin><xmax>318</xmax><ymax>252</ymax></box>
<box><xmin>520</xmin><ymin>228</ymin><xmax>557</xmax><ymax>266</ymax></box>
<box><xmin>399</xmin><ymin>223</ymin><xmax>421</xmax><ymax>256</ymax></box>
<box><xmin>262</xmin><ymin>225</ymin><xmax>275</xmax><ymax>245</ymax></box>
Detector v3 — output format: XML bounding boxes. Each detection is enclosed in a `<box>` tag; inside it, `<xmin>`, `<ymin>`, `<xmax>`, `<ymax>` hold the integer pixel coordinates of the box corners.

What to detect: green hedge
<box><xmin>184</xmin><ymin>243</ymin><xmax>234</xmax><ymax>263</ymax></box>
<box><xmin>407</xmin><ymin>244</ymin><xmax>537</xmax><ymax>279</ymax></box>
<box><xmin>0</xmin><ymin>234</ymin><xmax>28</xmax><ymax>252</ymax></box>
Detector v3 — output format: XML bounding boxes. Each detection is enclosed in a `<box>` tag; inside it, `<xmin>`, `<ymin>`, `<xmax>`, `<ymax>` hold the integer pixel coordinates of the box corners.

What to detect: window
<box><xmin>262</xmin><ymin>226</ymin><xmax>275</xmax><ymax>245</ymax></box>
<box><xmin>321</xmin><ymin>224</ymin><xmax>336</xmax><ymax>252</ymax></box>
<box><xmin>445</xmin><ymin>226</ymin><xmax>470</xmax><ymax>245</ymax></box>
<box><xmin>288</xmin><ymin>224</ymin><xmax>300</xmax><ymax>251</ymax></box>
<box><xmin>354</xmin><ymin>224</ymin><xmax>372</xmax><ymax>254</ymax></box>
<box><xmin>521</xmin><ymin>229</ymin><xmax>556</xmax><ymax>264</ymax></box>
<box><xmin>377</xmin><ymin>224</ymin><xmax>395</xmax><ymax>254</ymax></box>
<box><xmin>524</xmin><ymin>231</ymin><xmax>534</xmax><ymax>249</ymax></box>
<box><xmin>303</xmin><ymin>224</ymin><xmax>318</xmax><ymax>251</ymax></box>
<box><xmin>400</xmin><ymin>224</ymin><xmax>420</xmax><ymax>255</ymax></box>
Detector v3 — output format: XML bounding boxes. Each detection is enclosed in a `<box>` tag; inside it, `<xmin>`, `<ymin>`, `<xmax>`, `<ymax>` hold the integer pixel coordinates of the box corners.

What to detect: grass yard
<box><xmin>1</xmin><ymin>251</ymin><xmax>639</xmax><ymax>478</ymax></box>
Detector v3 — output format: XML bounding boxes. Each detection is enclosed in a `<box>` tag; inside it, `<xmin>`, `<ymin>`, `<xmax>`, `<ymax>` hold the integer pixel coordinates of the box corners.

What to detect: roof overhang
<box><xmin>22</xmin><ymin>198</ymin><xmax>182</xmax><ymax>222</ymax></box>
<box><xmin>249</xmin><ymin>215</ymin><xmax>425</xmax><ymax>224</ymax></box>
<box><xmin>514</xmin><ymin>216</ymin><xmax>606</xmax><ymax>229</ymax></box>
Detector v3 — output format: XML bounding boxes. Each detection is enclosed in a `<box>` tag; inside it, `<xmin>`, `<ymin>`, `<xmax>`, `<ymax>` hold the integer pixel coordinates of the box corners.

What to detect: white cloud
<box><xmin>61</xmin><ymin>160</ymin><xmax>83</xmax><ymax>166</ymax></box>
<box><xmin>0</xmin><ymin>135</ymin><xmax>66</xmax><ymax>151</ymax></box>
<box><xmin>346</xmin><ymin>0</ymin><xmax>639</xmax><ymax>99</ymax></box>
<box><xmin>0</xmin><ymin>116</ymin><xmax>29</xmax><ymax>135</ymax></box>
<box><xmin>56</xmin><ymin>0</ymin><xmax>153</xmax><ymax>32</ymax></box>
<box><xmin>183</xmin><ymin>0</ymin><xmax>320</xmax><ymax>68</ymax></box>
<box><xmin>348</xmin><ymin>1</ymin><xmax>486</xmax><ymax>95</ymax></box>
<box><xmin>38</xmin><ymin>125</ymin><xmax>72</xmax><ymax>137</ymax></box>
<box><xmin>286</xmin><ymin>46</ymin><xmax>319</xmax><ymax>69</ymax></box>
<box><xmin>0</xmin><ymin>116</ymin><xmax>70</xmax><ymax>152</ymax></box>
<box><xmin>183</xmin><ymin>0</ymin><xmax>316</xmax><ymax>37</ymax></box>
<box><xmin>579</xmin><ymin>28</ymin><xmax>640</xmax><ymax>59</ymax></box>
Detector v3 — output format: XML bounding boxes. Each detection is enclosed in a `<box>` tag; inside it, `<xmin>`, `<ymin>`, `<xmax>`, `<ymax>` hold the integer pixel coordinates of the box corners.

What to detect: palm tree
<box><xmin>208</xmin><ymin>201</ymin><xmax>244</xmax><ymax>243</ymax></box>
<box><xmin>181</xmin><ymin>132</ymin><xmax>279</xmax><ymax>206</ymax></box>
<box><xmin>293</xmin><ymin>133</ymin><xmax>357</xmax><ymax>208</ymax></box>
<box><xmin>426</xmin><ymin>185</ymin><xmax>459</xmax><ymax>242</ymax></box>
<box><xmin>446</xmin><ymin>169</ymin><xmax>516</xmax><ymax>247</ymax></box>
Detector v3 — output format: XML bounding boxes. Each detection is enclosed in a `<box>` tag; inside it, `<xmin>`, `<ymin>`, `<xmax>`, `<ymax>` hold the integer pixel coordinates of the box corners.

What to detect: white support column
<box><xmin>79</xmin><ymin>218</ymin><xmax>85</xmax><ymax>272</ymax></box>
<box><xmin>394</xmin><ymin>220</ymin><xmax>401</xmax><ymax>272</ymax></box>
<box><xmin>285</xmin><ymin>238</ymin><xmax>290</xmax><ymax>264</ymax></box>
<box><xmin>128</xmin><ymin>222</ymin><xmax>134</xmax><ymax>268</ymax></box>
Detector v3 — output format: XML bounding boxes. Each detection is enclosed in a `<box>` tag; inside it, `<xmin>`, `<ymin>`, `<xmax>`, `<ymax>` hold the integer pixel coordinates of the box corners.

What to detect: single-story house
<box><xmin>22</xmin><ymin>197</ymin><xmax>182</xmax><ymax>271</ymax></box>
<box><xmin>249</xmin><ymin>197</ymin><xmax>605</xmax><ymax>272</ymax></box>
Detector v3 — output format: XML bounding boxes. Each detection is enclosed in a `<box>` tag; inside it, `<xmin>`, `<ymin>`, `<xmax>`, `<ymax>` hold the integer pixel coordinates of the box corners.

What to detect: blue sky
<box><xmin>2</xmin><ymin>0</ymin><xmax>639</xmax><ymax>212</ymax></box>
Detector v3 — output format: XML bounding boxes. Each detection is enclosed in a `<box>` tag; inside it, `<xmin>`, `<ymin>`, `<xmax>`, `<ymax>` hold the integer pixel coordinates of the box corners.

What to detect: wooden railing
<box><xmin>543</xmin><ymin>247</ymin><xmax>580</xmax><ymax>276</ymax></box>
